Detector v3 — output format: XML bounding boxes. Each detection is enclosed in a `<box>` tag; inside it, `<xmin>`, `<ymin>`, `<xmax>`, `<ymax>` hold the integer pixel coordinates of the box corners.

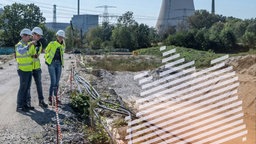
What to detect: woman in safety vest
<box><xmin>44</xmin><ymin>30</ymin><xmax>65</xmax><ymax>105</ymax></box>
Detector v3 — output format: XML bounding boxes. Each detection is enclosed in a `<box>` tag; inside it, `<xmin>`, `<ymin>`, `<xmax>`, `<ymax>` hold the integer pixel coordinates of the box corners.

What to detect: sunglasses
<box><xmin>23</xmin><ymin>34</ymin><xmax>30</xmax><ymax>37</ymax></box>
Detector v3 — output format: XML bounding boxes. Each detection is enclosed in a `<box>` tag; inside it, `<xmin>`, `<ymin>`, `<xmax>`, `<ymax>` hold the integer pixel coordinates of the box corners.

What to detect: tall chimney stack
<box><xmin>78</xmin><ymin>0</ymin><xmax>80</xmax><ymax>15</ymax></box>
<box><xmin>53</xmin><ymin>4</ymin><xmax>56</xmax><ymax>23</ymax></box>
<box><xmin>211</xmin><ymin>0</ymin><xmax>215</xmax><ymax>14</ymax></box>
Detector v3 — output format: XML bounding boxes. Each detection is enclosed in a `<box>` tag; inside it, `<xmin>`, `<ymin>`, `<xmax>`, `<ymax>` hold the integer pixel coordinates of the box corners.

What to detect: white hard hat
<box><xmin>32</xmin><ymin>27</ymin><xmax>43</xmax><ymax>36</ymax></box>
<box><xmin>56</xmin><ymin>30</ymin><xmax>65</xmax><ymax>38</ymax></box>
<box><xmin>20</xmin><ymin>28</ymin><xmax>32</xmax><ymax>36</ymax></box>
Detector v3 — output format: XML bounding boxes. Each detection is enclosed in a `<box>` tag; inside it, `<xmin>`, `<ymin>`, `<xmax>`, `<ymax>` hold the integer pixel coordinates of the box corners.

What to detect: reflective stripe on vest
<box><xmin>31</xmin><ymin>44</ymin><xmax>42</xmax><ymax>70</ymax></box>
<box><xmin>45</xmin><ymin>41</ymin><xmax>65</xmax><ymax>65</ymax></box>
<box><xmin>15</xmin><ymin>41</ymin><xmax>33</xmax><ymax>72</ymax></box>
<box><xmin>18</xmin><ymin>62</ymin><xmax>33</xmax><ymax>66</ymax></box>
<box><xmin>16</xmin><ymin>54</ymin><xmax>30</xmax><ymax>58</ymax></box>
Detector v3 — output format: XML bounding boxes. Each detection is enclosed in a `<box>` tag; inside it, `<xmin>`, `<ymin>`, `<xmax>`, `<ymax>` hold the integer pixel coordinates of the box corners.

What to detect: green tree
<box><xmin>194</xmin><ymin>28</ymin><xmax>210</xmax><ymax>50</ymax></box>
<box><xmin>242</xmin><ymin>32</ymin><xmax>256</xmax><ymax>49</ymax></box>
<box><xmin>135</xmin><ymin>24</ymin><xmax>151</xmax><ymax>48</ymax></box>
<box><xmin>208</xmin><ymin>22</ymin><xmax>225</xmax><ymax>49</ymax></box>
<box><xmin>85</xmin><ymin>23</ymin><xmax>114</xmax><ymax>50</ymax></box>
<box><xmin>219</xmin><ymin>28</ymin><xmax>236</xmax><ymax>52</ymax></box>
<box><xmin>246</xmin><ymin>22</ymin><xmax>256</xmax><ymax>33</ymax></box>
<box><xmin>164</xmin><ymin>31</ymin><xmax>187</xmax><ymax>47</ymax></box>
<box><xmin>117</xmin><ymin>11</ymin><xmax>136</xmax><ymax>27</ymax></box>
<box><xmin>112</xmin><ymin>11</ymin><xmax>138</xmax><ymax>50</ymax></box>
<box><xmin>66</xmin><ymin>26</ymin><xmax>82</xmax><ymax>51</ymax></box>
<box><xmin>232</xmin><ymin>20</ymin><xmax>248</xmax><ymax>42</ymax></box>
<box><xmin>112</xmin><ymin>26</ymin><xmax>134</xmax><ymax>49</ymax></box>
<box><xmin>85</xmin><ymin>26</ymin><xmax>103</xmax><ymax>49</ymax></box>
<box><xmin>240</xmin><ymin>19</ymin><xmax>256</xmax><ymax>49</ymax></box>
<box><xmin>148</xmin><ymin>27</ymin><xmax>160</xmax><ymax>46</ymax></box>
<box><xmin>101</xmin><ymin>22</ymin><xmax>113</xmax><ymax>41</ymax></box>
<box><xmin>113</xmin><ymin>11</ymin><xmax>156</xmax><ymax>50</ymax></box>
<box><xmin>0</xmin><ymin>3</ymin><xmax>45</xmax><ymax>46</ymax></box>
<box><xmin>188</xmin><ymin>10</ymin><xmax>226</xmax><ymax>29</ymax></box>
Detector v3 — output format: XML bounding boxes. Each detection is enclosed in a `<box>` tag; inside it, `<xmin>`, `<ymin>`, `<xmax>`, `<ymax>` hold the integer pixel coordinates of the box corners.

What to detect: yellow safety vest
<box><xmin>31</xmin><ymin>43</ymin><xmax>42</xmax><ymax>70</ymax></box>
<box><xmin>45</xmin><ymin>41</ymin><xmax>65</xmax><ymax>65</ymax></box>
<box><xmin>15</xmin><ymin>41</ymin><xmax>33</xmax><ymax>72</ymax></box>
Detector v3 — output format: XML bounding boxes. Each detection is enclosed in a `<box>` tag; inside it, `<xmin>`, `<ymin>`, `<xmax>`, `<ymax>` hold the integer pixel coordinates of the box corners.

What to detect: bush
<box><xmin>70</xmin><ymin>94</ymin><xmax>90</xmax><ymax>118</ymax></box>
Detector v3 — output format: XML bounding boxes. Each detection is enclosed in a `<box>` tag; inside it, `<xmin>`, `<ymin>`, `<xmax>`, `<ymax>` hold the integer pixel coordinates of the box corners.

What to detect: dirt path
<box><xmin>0</xmin><ymin>54</ymin><xmax>73</xmax><ymax>143</ymax></box>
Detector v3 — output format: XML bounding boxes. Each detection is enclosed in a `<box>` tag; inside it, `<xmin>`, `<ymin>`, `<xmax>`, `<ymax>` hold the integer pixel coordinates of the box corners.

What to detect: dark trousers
<box><xmin>17</xmin><ymin>70</ymin><xmax>32</xmax><ymax>108</ymax></box>
<box><xmin>27</xmin><ymin>69</ymin><xmax>44</xmax><ymax>106</ymax></box>
<box><xmin>32</xmin><ymin>68</ymin><xmax>44</xmax><ymax>101</ymax></box>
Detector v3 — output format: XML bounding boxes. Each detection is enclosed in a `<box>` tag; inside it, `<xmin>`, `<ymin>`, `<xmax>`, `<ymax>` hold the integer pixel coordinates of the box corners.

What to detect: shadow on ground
<box><xmin>19</xmin><ymin>108</ymin><xmax>65</xmax><ymax>125</ymax></box>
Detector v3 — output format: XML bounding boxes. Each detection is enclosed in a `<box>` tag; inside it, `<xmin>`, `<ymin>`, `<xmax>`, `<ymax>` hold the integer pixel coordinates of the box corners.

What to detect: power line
<box><xmin>1</xmin><ymin>0</ymin><xmax>159</xmax><ymax>25</ymax></box>
<box><xmin>96</xmin><ymin>5</ymin><xmax>118</xmax><ymax>24</ymax></box>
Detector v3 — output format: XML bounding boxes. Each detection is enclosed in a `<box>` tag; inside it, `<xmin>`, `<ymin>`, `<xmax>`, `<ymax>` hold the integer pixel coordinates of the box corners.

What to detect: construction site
<box><xmin>0</xmin><ymin>48</ymin><xmax>255</xmax><ymax>143</ymax></box>
<box><xmin>0</xmin><ymin>0</ymin><xmax>255</xmax><ymax>143</ymax></box>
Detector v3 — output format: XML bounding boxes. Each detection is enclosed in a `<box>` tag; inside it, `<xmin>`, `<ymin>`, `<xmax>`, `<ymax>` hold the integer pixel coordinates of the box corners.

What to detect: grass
<box><xmin>84</xmin><ymin>55</ymin><xmax>161</xmax><ymax>72</ymax></box>
<box><xmin>82</xmin><ymin>45</ymin><xmax>256</xmax><ymax>71</ymax></box>
<box><xmin>229</xmin><ymin>48</ymin><xmax>256</xmax><ymax>57</ymax></box>
<box><xmin>135</xmin><ymin>46</ymin><xmax>224</xmax><ymax>68</ymax></box>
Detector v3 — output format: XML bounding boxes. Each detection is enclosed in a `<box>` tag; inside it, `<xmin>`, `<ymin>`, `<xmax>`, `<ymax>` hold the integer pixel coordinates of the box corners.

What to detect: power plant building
<box><xmin>71</xmin><ymin>14</ymin><xmax>99</xmax><ymax>34</ymax></box>
<box><xmin>45</xmin><ymin>22</ymin><xmax>69</xmax><ymax>31</ymax></box>
<box><xmin>156</xmin><ymin>0</ymin><xmax>195</xmax><ymax>35</ymax></box>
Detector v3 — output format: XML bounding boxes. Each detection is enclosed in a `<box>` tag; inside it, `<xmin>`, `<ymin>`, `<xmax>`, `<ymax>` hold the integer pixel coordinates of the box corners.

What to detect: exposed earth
<box><xmin>0</xmin><ymin>54</ymin><xmax>255</xmax><ymax>144</ymax></box>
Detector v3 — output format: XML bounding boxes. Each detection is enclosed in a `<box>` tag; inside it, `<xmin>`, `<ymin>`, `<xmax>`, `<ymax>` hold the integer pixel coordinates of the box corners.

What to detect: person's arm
<box><xmin>17</xmin><ymin>41</ymin><xmax>36</xmax><ymax>55</ymax></box>
<box><xmin>16</xmin><ymin>44</ymin><xmax>29</xmax><ymax>55</ymax></box>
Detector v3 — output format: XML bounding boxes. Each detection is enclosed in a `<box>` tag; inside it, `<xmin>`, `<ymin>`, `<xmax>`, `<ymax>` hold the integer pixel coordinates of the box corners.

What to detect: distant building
<box><xmin>0</xmin><ymin>8</ymin><xmax>3</xmax><ymax>15</ymax></box>
<box><xmin>71</xmin><ymin>14</ymin><xmax>99</xmax><ymax>34</ymax></box>
<box><xmin>45</xmin><ymin>22</ymin><xmax>69</xmax><ymax>32</ymax></box>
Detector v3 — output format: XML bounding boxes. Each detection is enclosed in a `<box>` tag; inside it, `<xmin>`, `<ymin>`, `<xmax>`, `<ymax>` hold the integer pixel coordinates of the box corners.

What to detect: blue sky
<box><xmin>1</xmin><ymin>0</ymin><xmax>256</xmax><ymax>27</ymax></box>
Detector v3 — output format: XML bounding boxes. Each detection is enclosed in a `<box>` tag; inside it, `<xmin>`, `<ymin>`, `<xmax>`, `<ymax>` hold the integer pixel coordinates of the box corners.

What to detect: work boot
<box><xmin>48</xmin><ymin>96</ymin><xmax>53</xmax><ymax>106</ymax></box>
<box><xmin>16</xmin><ymin>107</ymin><xmax>29</xmax><ymax>112</ymax></box>
<box><xmin>39</xmin><ymin>100</ymin><xmax>48</xmax><ymax>108</ymax></box>
<box><xmin>25</xmin><ymin>105</ymin><xmax>34</xmax><ymax>110</ymax></box>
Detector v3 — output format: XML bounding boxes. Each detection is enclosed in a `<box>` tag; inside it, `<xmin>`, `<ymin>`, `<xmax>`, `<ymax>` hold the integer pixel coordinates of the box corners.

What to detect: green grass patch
<box><xmin>229</xmin><ymin>48</ymin><xmax>256</xmax><ymax>57</ymax></box>
<box><xmin>84</xmin><ymin>46</ymin><xmax>255</xmax><ymax>71</ymax></box>
<box><xmin>85</xmin><ymin>55</ymin><xmax>161</xmax><ymax>72</ymax></box>
<box><xmin>135</xmin><ymin>46</ymin><xmax>224</xmax><ymax>68</ymax></box>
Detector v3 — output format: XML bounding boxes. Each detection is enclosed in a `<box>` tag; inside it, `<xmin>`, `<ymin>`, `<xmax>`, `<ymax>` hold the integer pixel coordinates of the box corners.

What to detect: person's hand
<box><xmin>28</xmin><ymin>41</ymin><xmax>37</xmax><ymax>47</ymax></box>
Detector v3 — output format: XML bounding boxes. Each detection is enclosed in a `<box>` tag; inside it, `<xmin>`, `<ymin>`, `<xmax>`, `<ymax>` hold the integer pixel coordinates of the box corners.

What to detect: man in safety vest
<box><xmin>45</xmin><ymin>30</ymin><xmax>65</xmax><ymax>105</ymax></box>
<box><xmin>16</xmin><ymin>28</ymin><xmax>36</xmax><ymax>112</ymax></box>
<box><xmin>31</xmin><ymin>27</ymin><xmax>48</xmax><ymax>108</ymax></box>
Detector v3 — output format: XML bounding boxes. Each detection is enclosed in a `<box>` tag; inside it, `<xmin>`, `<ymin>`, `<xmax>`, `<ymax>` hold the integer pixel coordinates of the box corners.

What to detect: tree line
<box><xmin>0</xmin><ymin>3</ymin><xmax>159</xmax><ymax>52</ymax></box>
<box><xmin>0</xmin><ymin>3</ymin><xmax>256</xmax><ymax>53</ymax></box>
<box><xmin>164</xmin><ymin>10</ymin><xmax>256</xmax><ymax>53</ymax></box>
<box><xmin>0</xmin><ymin>3</ymin><xmax>55</xmax><ymax>47</ymax></box>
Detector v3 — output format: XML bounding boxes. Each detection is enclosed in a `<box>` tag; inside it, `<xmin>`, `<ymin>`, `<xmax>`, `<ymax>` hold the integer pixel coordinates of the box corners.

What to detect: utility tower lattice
<box><xmin>96</xmin><ymin>5</ymin><xmax>117</xmax><ymax>23</ymax></box>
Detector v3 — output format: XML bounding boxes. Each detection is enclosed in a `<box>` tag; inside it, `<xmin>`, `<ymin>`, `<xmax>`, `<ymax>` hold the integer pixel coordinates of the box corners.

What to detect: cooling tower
<box><xmin>156</xmin><ymin>0</ymin><xmax>195</xmax><ymax>35</ymax></box>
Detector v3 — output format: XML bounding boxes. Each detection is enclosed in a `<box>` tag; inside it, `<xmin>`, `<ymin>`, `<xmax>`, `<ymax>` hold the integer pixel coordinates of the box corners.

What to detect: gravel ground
<box><xmin>1</xmin><ymin>54</ymin><xmax>255</xmax><ymax>143</ymax></box>
<box><xmin>0</xmin><ymin>54</ymin><xmax>88</xmax><ymax>144</ymax></box>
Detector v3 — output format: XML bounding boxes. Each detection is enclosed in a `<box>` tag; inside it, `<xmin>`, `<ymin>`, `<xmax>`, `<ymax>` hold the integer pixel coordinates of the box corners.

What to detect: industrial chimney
<box><xmin>53</xmin><ymin>4</ymin><xmax>56</xmax><ymax>23</ymax></box>
<box><xmin>156</xmin><ymin>0</ymin><xmax>195</xmax><ymax>36</ymax></box>
<box><xmin>78</xmin><ymin>0</ymin><xmax>80</xmax><ymax>15</ymax></box>
<box><xmin>212</xmin><ymin>0</ymin><xmax>215</xmax><ymax>14</ymax></box>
